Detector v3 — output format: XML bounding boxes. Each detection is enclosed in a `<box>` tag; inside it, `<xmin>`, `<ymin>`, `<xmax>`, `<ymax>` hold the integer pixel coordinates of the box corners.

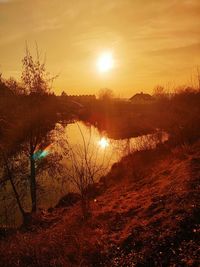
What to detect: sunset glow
<box><xmin>0</xmin><ymin>0</ymin><xmax>199</xmax><ymax>263</ymax></box>
<box><xmin>0</xmin><ymin>1</ymin><xmax>199</xmax><ymax>95</ymax></box>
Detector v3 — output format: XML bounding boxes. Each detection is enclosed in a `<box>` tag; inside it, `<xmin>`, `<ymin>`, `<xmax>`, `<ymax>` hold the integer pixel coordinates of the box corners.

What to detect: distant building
<box><xmin>129</xmin><ymin>92</ymin><xmax>153</xmax><ymax>104</ymax></box>
<box><xmin>65</xmin><ymin>94</ymin><xmax>96</xmax><ymax>102</ymax></box>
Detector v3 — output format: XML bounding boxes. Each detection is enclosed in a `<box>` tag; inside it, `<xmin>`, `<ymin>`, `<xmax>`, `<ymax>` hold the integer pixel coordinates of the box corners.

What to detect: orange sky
<box><xmin>0</xmin><ymin>0</ymin><xmax>200</xmax><ymax>97</ymax></box>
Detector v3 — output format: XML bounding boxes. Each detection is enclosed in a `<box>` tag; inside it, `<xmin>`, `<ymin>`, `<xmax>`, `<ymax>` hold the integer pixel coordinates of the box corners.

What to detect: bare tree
<box><xmin>5</xmin><ymin>77</ymin><xmax>26</xmax><ymax>95</ymax></box>
<box><xmin>153</xmin><ymin>85</ymin><xmax>165</xmax><ymax>98</ymax></box>
<box><xmin>98</xmin><ymin>88</ymin><xmax>114</xmax><ymax>101</ymax></box>
<box><xmin>0</xmin><ymin>120</ymin><xmax>65</xmax><ymax>225</ymax></box>
<box><xmin>20</xmin><ymin>45</ymin><xmax>58</xmax><ymax>212</ymax></box>
<box><xmin>0</xmin><ymin>147</ymin><xmax>30</xmax><ymax>224</ymax></box>
<box><xmin>21</xmin><ymin>44</ymin><xmax>57</xmax><ymax>95</ymax></box>
<box><xmin>65</xmin><ymin>123</ymin><xmax>111</xmax><ymax>219</ymax></box>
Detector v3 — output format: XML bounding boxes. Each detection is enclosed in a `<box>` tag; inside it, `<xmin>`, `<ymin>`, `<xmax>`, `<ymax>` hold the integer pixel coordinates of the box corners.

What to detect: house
<box><xmin>129</xmin><ymin>92</ymin><xmax>153</xmax><ymax>104</ymax></box>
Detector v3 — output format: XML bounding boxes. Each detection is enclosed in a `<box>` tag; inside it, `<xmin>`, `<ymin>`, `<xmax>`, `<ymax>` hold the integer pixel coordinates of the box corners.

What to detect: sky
<box><xmin>0</xmin><ymin>0</ymin><xmax>200</xmax><ymax>97</ymax></box>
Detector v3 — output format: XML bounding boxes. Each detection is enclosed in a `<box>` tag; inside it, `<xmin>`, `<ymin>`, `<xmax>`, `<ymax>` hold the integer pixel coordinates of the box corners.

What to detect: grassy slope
<box><xmin>0</xmin><ymin>143</ymin><xmax>199</xmax><ymax>267</ymax></box>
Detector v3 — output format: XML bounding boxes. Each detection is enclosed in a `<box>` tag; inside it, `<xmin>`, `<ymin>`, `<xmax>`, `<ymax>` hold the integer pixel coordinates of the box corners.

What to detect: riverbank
<box><xmin>80</xmin><ymin>91</ymin><xmax>200</xmax><ymax>145</ymax></box>
<box><xmin>0</xmin><ymin>140</ymin><xmax>199</xmax><ymax>266</ymax></box>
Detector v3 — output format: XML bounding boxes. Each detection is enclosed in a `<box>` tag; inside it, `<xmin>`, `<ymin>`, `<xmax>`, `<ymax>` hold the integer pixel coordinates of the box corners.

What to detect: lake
<box><xmin>0</xmin><ymin>121</ymin><xmax>168</xmax><ymax>227</ymax></box>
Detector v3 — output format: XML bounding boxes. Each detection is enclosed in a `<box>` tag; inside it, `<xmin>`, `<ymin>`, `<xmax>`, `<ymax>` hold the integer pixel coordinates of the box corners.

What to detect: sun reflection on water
<box><xmin>98</xmin><ymin>137</ymin><xmax>109</xmax><ymax>149</ymax></box>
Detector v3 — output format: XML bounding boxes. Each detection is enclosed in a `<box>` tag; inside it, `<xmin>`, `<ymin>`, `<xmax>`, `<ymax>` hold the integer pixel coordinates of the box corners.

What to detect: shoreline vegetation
<box><xmin>0</xmin><ymin>50</ymin><xmax>200</xmax><ymax>266</ymax></box>
<box><xmin>0</xmin><ymin>139</ymin><xmax>199</xmax><ymax>266</ymax></box>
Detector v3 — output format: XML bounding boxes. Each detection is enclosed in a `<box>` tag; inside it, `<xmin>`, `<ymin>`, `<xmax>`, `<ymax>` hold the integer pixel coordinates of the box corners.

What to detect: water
<box><xmin>61</xmin><ymin>121</ymin><xmax>168</xmax><ymax>169</ymax></box>
<box><xmin>0</xmin><ymin>121</ymin><xmax>168</xmax><ymax>227</ymax></box>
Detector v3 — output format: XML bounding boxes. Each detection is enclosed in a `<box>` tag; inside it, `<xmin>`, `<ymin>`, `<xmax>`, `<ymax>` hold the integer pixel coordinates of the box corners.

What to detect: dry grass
<box><xmin>0</xmin><ymin>142</ymin><xmax>200</xmax><ymax>266</ymax></box>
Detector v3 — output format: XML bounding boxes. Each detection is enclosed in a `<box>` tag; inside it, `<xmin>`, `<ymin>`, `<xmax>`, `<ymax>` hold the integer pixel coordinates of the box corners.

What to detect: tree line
<box><xmin>0</xmin><ymin>47</ymin><xmax>71</xmax><ymax>225</ymax></box>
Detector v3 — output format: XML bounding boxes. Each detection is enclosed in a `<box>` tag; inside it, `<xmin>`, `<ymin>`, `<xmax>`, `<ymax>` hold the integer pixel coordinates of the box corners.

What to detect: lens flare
<box><xmin>33</xmin><ymin>145</ymin><xmax>51</xmax><ymax>160</ymax></box>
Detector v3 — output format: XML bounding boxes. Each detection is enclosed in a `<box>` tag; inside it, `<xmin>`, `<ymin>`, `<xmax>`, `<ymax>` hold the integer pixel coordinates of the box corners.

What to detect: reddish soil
<box><xmin>0</xmin><ymin>142</ymin><xmax>199</xmax><ymax>267</ymax></box>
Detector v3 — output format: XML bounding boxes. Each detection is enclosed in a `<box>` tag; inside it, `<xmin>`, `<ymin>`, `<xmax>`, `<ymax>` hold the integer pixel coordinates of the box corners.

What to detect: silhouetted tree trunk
<box><xmin>21</xmin><ymin>45</ymin><xmax>57</xmax><ymax>213</ymax></box>
<box><xmin>1</xmin><ymin>151</ymin><xmax>28</xmax><ymax>224</ymax></box>
<box><xmin>30</xmin><ymin>152</ymin><xmax>37</xmax><ymax>212</ymax></box>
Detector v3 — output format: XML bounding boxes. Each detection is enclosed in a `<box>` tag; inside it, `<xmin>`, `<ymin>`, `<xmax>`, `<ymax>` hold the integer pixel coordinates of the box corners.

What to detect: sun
<box><xmin>98</xmin><ymin>137</ymin><xmax>109</xmax><ymax>149</ymax></box>
<box><xmin>97</xmin><ymin>52</ymin><xmax>114</xmax><ymax>73</ymax></box>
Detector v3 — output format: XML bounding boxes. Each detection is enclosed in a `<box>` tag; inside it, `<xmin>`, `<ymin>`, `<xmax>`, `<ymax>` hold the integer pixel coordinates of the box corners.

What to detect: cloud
<box><xmin>0</xmin><ymin>0</ymin><xmax>199</xmax><ymax>94</ymax></box>
<box><xmin>33</xmin><ymin>18</ymin><xmax>63</xmax><ymax>33</ymax></box>
<box><xmin>147</xmin><ymin>42</ymin><xmax>200</xmax><ymax>56</ymax></box>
